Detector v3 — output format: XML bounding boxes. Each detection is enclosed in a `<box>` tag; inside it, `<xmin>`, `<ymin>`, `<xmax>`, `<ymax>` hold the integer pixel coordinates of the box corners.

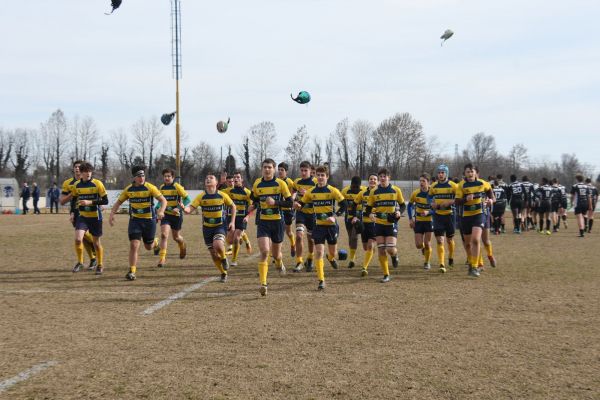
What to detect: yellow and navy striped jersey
<box><xmin>409</xmin><ymin>188</ymin><xmax>432</xmax><ymax>222</ymax></box>
<box><xmin>300</xmin><ymin>185</ymin><xmax>344</xmax><ymax>226</ymax></box>
<box><xmin>293</xmin><ymin>177</ymin><xmax>317</xmax><ymax>214</ymax></box>
<box><xmin>118</xmin><ymin>182</ymin><xmax>163</xmax><ymax>219</ymax></box>
<box><xmin>62</xmin><ymin>177</ymin><xmax>79</xmax><ymax>213</ymax></box>
<box><xmin>252</xmin><ymin>177</ymin><xmax>292</xmax><ymax>221</ymax></box>
<box><xmin>341</xmin><ymin>185</ymin><xmax>366</xmax><ymax>222</ymax></box>
<box><xmin>429</xmin><ymin>180</ymin><xmax>457</xmax><ymax>216</ymax></box>
<box><xmin>159</xmin><ymin>182</ymin><xmax>188</xmax><ymax>216</ymax></box>
<box><xmin>223</xmin><ymin>186</ymin><xmax>252</xmax><ymax>217</ymax></box>
<box><xmin>367</xmin><ymin>184</ymin><xmax>406</xmax><ymax>226</ymax></box>
<box><xmin>456</xmin><ymin>179</ymin><xmax>492</xmax><ymax>217</ymax></box>
<box><xmin>190</xmin><ymin>190</ymin><xmax>234</xmax><ymax>228</ymax></box>
<box><xmin>280</xmin><ymin>177</ymin><xmax>295</xmax><ymax>211</ymax></box>
<box><xmin>354</xmin><ymin>187</ymin><xmax>375</xmax><ymax>222</ymax></box>
<box><xmin>70</xmin><ymin>178</ymin><xmax>107</xmax><ymax>219</ymax></box>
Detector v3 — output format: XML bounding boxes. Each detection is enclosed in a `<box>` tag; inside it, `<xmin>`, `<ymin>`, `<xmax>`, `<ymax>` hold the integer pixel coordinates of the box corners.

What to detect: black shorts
<box><xmin>203</xmin><ymin>225</ymin><xmax>227</xmax><ymax>248</ymax></box>
<box><xmin>128</xmin><ymin>218</ymin><xmax>156</xmax><ymax>244</ymax></box>
<box><xmin>312</xmin><ymin>224</ymin><xmax>339</xmax><ymax>245</ymax></box>
<box><xmin>539</xmin><ymin>201</ymin><xmax>551</xmax><ymax>214</ymax></box>
<box><xmin>574</xmin><ymin>205</ymin><xmax>588</xmax><ymax>215</ymax></box>
<box><xmin>160</xmin><ymin>213</ymin><xmax>183</xmax><ymax>231</ymax></box>
<box><xmin>361</xmin><ymin>222</ymin><xmax>376</xmax><ymax>243</ymax></box>
<box><xmin>75</xmin><ymin>216</ymin><xmax>103</xmax><ymax>237</ymax></box>
<box><xmin>433</xmin><ymin>214</ymin><xmax>455</xmax><ymax>238</ymax></box>
<box><xmin>551</xmin><ymin>202</ymin><xmax>559</xmax><ymax>213</ymax></box>
<box><xmin>283</xmin><ymin>210</ymin><xmax>295</xmax><ymax>226</ymax></box>
<box><xmin>344</xmin><ymin>219</ymin><xmax>359</xmax><ymax>235</ymax></box>
<box><xmin>461</xmin><ymin>213</ymin><xmax>485</xmax><ymax>235</ymax></box>
<box><xmin>414</xmin><ymin>220</ymin><xmax>433</xmax><ymax>234</ymax></box>
<box><xmin>560</xmin><ymin>199</ymin><xmax>568</xmax><ymax>209</ymax></box>
<box><xmin>374</xmin><ymin>223</ymin><xmax>397</xmax><ymax>238</ymax></box>
<box><xmin>296</xmin><ymin>211</ymin><xmax>315</xmax><ymax>233</ymax></box>
<box><xmin>491</xmin><ymin>209</ymin><xmax>504</xmax><ymax>219</ymax></box>
<box><xmin>234</xmin><ymin>216</ymin><xmax>248</xmax><ymax>231</ymax></box>
<box><xmin>257</xmin><ymin>219</ymin><xmax>285</xmax><ymax>243</ymax></box>
<box><xmin>510</xmin><ymin>199</ymin><xmax>523</xmax><ymax>212</ymax></box>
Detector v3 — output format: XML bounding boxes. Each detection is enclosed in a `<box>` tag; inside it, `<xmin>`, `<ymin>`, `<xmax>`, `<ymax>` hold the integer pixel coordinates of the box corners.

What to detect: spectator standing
<box><xmin>47</xmin><ymin>183</ymin><xmax>60</xmax><ymax>213</ymax></box>
<box><xmin>32</xmin><ymin>182</ymin><xmax>41</xmax><ymax>214</ymax></box>
<box><xmin>20</xmin><ymin>182</ymin><xmax>31</xmax><ymax>214</ymax></box>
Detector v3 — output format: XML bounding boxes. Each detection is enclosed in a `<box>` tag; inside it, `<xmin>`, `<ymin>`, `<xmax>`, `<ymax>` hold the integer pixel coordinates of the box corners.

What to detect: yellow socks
<box><xmin>83</xmin><ymin>232</ymin><xmax>95</xmax><ymax>258</ymax></box>
<box><xmin>241</xmin><ymin>232</ymin><xmax>250</xmax><ymax>245</ymax></box>
<box><xmin>424</xmin><ymin>246</ymin><xmax>432</xmax><ymax>263</ymax></box>
<box><xmin>478</xmin><ymin>253</ymin><xmax>484</xmax><ymax>267</ymax></box>
<box><xmin>326</xmin><ymin>253</ymin><xmax>334</xmax><ymax>262</ymax></box>
<box><xmin>288</xmin><ymin>232</ymin><xmax>296</xmax><ymax>246</ymax></box>
<box><xmin>258</xmin><ymin>261</ymin><xmax>268</xmax><ymax>285</ymax></box>
<box><xmin>159</xmin><ymin>249</ymin><xmax>167</xmax><ymax>263</ymax></box>
<box><xmin>363</xmin><ymin>249</ymin><xmax>373</xmax><ymax>269</ymax></box>
<box><xmin>378</xmin><ymin>255</ymin><xmax>390</xmax><ymax>276</ymax></box>
<box><xmin>316</xmin><ymin>258</ymin><xmax>325</xmax><ymax>281</ymax></box>
<box><xmin>437</xmin><ymin>243</ymin><xmax>445</xmax><ymax>266</ymax></box>
<box><xmin>75</xmin><ymin>242</ymin><xmax>84</xmax><ymax>264</ymax></box>
<box><xmin>448</xmin><ymin>239</ymin><xmax>455</xmax><ymax>259</ymax></box>
<box><xmin>296</xmin><ymin>256</ymin><xmax>304</xmax><ymax>264</ymax></box>
<box><xmin>484</xmin><ymin>243</ymin><xmax>493</xmax><ymax>257</ymax></box>
<box><xmin>307</xmin><ymin>253</ymin><xmax>314</xmax><ymax>262</ymax></box>
<box><xmin>96</xmin><ymin>245</ymin><xmax>104</xmax><ymax>266</ymax></box>
<box><xmin>213</xmin><ymin>258</ymin><xmax>225</xmax><ymax>274</ymax></box>
<box><xmin>130</xmin><ymin>265</ymin><xmax>137</xmax><ymax>274</ymax></box>
<box><xmin>275</xmin><ymin>258</ymin><xmax>284</xmax><ymax>268</ymax></box>
<box><xmin>349</xmin><ymin>248</ymin><xmax>356</xmax><ymax>262</ymax></box>
<box><xmin>232</xmin><ymin>242</ymin><xmax>240</xmax><ymax>262</ymax></box>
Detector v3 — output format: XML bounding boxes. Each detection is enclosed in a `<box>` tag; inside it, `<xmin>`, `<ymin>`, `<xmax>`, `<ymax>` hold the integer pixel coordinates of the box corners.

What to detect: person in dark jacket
<box><xmin>32</xmin><ymin>182</ymin><xmax>41</xmax><ymax>214</ymax></box>
<box><xmin>47</xmin><ymin>183</ymin><xmax>60</xmax><ymax>213</ymax></box>
<box><xmin>20</xmin><ymin>182</ymin><xmax>30</xmax><ymax>214</ymax></box>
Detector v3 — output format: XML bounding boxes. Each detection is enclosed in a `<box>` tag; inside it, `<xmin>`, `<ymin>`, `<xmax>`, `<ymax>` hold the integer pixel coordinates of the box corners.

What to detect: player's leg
<box><xmin>423</xmin><ymin>231</ymin><xmax>433</xmax><ymax>270</ymax></box>
<box><xmin>73</xmin><ymin>227</ymin><xmax>86</xmax><ymax>272</ymax></box>
<box><xmin>127</xmin><ymin>240</ymin><xmax>141</xmax><ymax>280</ymax></box>
<box><xmin>294</xmin><ymin>219</ymin><xmax>306</xmax><ymax>271</ymax></box>
<box><xmin>158</xmin><ymin>222</ymin><xmax>171</xmax><ymax>267</ymax></box>
<box><xmin>211</xmin><ymin>233</ymin><xmax>229</xmax><ymax>281</ymax></box>
<box><xmin>231</xmin><ymin>229</ymin><xmax>243</xmax><ymax>266</ymax></box>
<box><xmin>346</xmin><ymin>221</ymin><xmax>358</xmax><ymax>268</ymax></box>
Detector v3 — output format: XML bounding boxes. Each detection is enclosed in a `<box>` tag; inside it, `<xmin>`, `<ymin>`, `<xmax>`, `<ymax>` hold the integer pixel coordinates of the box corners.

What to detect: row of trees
<box><xmin>1</xmin><ymin>109</ymin><xmax>597</xmax><ymax>190</ymax></box>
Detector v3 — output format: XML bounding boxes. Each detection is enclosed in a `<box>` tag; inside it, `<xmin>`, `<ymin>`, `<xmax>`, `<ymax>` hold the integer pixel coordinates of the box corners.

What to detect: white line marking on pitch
<box><xmin>140</xmin><ymin>277</ymin><xmax>218</xmax><ymax>315</ymax></box>
<box><xmin>0</xmin><ymin>361</ymin><xmax>58</xmax><ymax>393</ymax></box>
<box><xmin>0</xmin><ymin>289</ymin><xmax>154</xmax><ymax>295</ymax></box>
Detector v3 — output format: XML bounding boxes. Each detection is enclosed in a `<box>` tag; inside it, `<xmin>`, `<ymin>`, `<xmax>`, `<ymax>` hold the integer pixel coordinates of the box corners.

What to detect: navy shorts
<box><xmin>75</xmin><ymin>216</ymin><xmax>103</xmax><ymax>237</ymax></box>
<box><xmin>257</xmin><ymin>219</ymin><xmax>285</xmax><ymax>243</ymax></box>
<box><xmin>312</xmin><ymin>224</ymin><xmax>339</xmax><ymax>245</ymax></box>
<box><xmin>160</xmin><ymin>213</ymin><xmax>183</xmax><ymax>231</ymax></box>
<box><xmin>551</xmin><ymin>202</ymin><xmax>560</xmax><ymax>213</ymax></box>
<box><xmin>461</xmin><ymin>213</ymin><xmax>485</xmax><ymax>235</ymax></box>
<box><xmin>539</xmin><ymin>201</ymin><xmax>551</xmax><ymax>214</ymax></box>
<box><xmin>414</xmin><ymin>220</ymin><xmax>433</xmax><ymax>234</ymax></box>
<box><xmin>283</xmin><ymin>210</ymin><xmax>295</xmax><ymax>226</ymax></box>
<box><xmin>128</xmin><ymin>218</ymin><xmax>156</xmax><ymax>244</ymax></box>
<box><xmin>433</xmin><ymin>214</ymin><xmax>455</xmax><ymax>237</ymax></box>
<box><xmin>344</xmin><ymin>219</ymin><xmax>359</xmax><ymax>235</ymax></box>
<box><xmin>374</xmin><ymin>223</ymin><xmax>397</xmax><ymax>238</ymax></box>
<box><xmin>203</xmin><ymin>225</ymin><xmax>227</xmax><ymax>248</ymax></box>
<box><xmin>361</xmin><ymin>222</ymin><xmax>376</xmax><ymax>243</ymax></box>
<box><xmin>234</xmin><ymin>216</ymin><xmax>247</xmax><ymax>231</ymax></box>
<box><xmin>296</xmin><ymin>211</ymin><xmax>315</xmax><ymax>233</ymax></box>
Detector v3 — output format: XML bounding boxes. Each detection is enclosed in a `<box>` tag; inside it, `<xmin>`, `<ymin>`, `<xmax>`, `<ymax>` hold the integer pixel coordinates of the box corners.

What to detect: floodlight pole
<box><xmin>171</xmin><ymin>0</ymin><xmax>182</xmax><ymax>179</ymax></box>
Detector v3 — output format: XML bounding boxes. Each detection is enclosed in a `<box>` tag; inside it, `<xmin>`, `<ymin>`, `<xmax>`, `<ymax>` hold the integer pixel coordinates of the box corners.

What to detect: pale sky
<box><xmin>1</xmin><ymin>0</ymin><xmax>599</xmax><ymax>174</ymax></box>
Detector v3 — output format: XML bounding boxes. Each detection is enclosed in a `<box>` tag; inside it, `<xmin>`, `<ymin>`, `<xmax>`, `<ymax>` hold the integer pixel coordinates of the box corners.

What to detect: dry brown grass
<box><xmin>1</xmin><ymin>213</ymin><xmax>599</xmax><ymax>399</ymax></box>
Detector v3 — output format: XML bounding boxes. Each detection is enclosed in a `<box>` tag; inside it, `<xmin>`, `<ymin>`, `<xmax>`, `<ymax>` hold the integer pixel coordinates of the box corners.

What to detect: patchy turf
<box><xmin>1</xmin><ymin>213</ymin><xmax>599</xmax><ymax>399</ymax></box>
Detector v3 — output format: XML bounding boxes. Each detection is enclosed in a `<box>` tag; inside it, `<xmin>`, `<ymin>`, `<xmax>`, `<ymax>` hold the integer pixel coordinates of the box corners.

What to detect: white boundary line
<box><xmin>0</xmin><ymin>361</ymin><xmax>58</xmax><ymax>393</ymax></box>
<box><xmin>140</xmin><ymin>277</ymin><xmax>218</xmax><ymax>315</ymax></box>
<box><xmin>0</xmin><ymin>289</ymin><xmax>154</xmax><ymax>295</ymax></box>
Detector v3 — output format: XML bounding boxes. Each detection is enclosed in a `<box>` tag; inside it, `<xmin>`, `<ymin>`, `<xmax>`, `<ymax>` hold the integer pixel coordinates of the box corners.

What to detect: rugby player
<box><xmin>585</xmin><ymin>178</ymin><xmax>597</xmax><ymax>233</ymax></box>
<box><xmin>429</xmin><ymin>165</ymin><xmax>458</xmax><ymax>272</ymax></box>
<box><xmin>293</xmin><ymin>161</ymin><xmax>317</xmax><ymax>272</ymax></box>
<box><xmin>571</xmin><ymin>174</ymin><xmax>592</xmax><ymax>237</ymax></box>
<box><xmin>366</xmin><ymin>168</ymin><xmax>406</xmax><ymax>283</ymax></box>
<box><xmin>109</xmin><ymin>165</ymin><xmax>167</xmax><ymax>281</ymax></box>
<box><xmin>278</xmin><ymin>162</ymin><xmax>297</xmax><ymax>256</ymax></box>
<box><xmin>184</xmin><ymin>174</ymin><xmax>236</xmax><ymax>283</ymax></box>
<box><xmin>251</xmin><ymin>159</ymin><xmax>293</xmax><ymax>296</ymax></box>
<box><xmin>407</xmin><ymin>173</ymin><xmax>433</xmax><ymax>270</ymax></box>
<box><xmin>295</xmin><ymin>166</ymin><xmax>345</xmax><ymax>290</ymax></box>
<box><xmin>352</xmin><ymin>174</ymin><xmax>379</xmax><ymax>277</ymax></box>
<box><xmin>226</xmin><ymin>171</ymin><xmax>254</xmax><ymax>266</ymax></box>
<box><xmin>62</xmin><ymin>162</ymin><xmax>108</xmax><ymax>274</ymax></box>
<box><xmin>341</xmin><ymin>176</ymin><xmax>365</xmax><ymax>268</ymax></box>
<box><xmin>506</xmin><ymin>174</ymin><xmax>525</xmax><ymax>234</ymax></box>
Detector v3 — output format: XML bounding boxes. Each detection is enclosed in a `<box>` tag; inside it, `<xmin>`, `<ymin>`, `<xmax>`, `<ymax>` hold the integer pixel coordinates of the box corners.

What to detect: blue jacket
<box><xmin>32</xmin><ymin>186</ymin><xmax>40</xmax><ymax>200</ymax></box>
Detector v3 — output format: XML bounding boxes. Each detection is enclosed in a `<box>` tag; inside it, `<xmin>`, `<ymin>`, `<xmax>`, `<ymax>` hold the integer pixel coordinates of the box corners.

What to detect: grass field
<box><xmin>1</xmin><ymin>213</ymin><xmax>599</xmax><ymax>399</ymax></box>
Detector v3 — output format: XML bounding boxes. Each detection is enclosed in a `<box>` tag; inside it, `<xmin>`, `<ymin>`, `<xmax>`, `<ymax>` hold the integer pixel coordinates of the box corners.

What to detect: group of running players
<box><xmin>59</xmin><ymin>158</ymin><xmax>598</xmax><ymax>296</ymax></box>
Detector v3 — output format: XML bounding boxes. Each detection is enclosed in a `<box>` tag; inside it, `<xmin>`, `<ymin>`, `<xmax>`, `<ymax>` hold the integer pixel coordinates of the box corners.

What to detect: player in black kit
<box><xmin>507</xmin><ymin>175</ymin><xmax>525</xmax><ymax>234</ymax></box>
<box><xmin>571</xmin><ymin>174</ymin><xmax>591</xmax><ymax>237</ymax></box>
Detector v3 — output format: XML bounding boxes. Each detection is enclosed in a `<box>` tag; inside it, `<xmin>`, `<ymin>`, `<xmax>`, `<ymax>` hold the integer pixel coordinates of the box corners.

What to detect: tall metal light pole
<box><xmin>171</xmin><ymin>0</ymin><xmax>182</xmax><ymax>178</ymax></box>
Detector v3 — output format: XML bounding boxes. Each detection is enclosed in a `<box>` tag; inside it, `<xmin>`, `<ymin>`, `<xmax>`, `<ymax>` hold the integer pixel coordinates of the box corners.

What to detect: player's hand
<box><xmin>409</xmin><ymin>219</ymin><xmax>415</xmax><ymax>229</ymax></box>
<box><xmin>298</xmin><ymin>188</ymin><xmax>306</xmax><ymax>196</ymax></box>
<box><xmin>228</xmin><ymin>222</ymin><xmax>235</xmax><ymax>231</ymax></box>
<box><xmin>369</xmin><ymin>213</ymin><xmax>376</xmax><ymax>222</ymax></box>
<box><xmin>78</xmin><ymin>199</ymin><xmax>91</xmax><ymax>206</ymax></box>
<box><xmin>351</xmin><ymin>217</ymin><xmax>358</xmax><ymax>224</ymax></box>
<box><xmin>327</xmin><ymin>216</ymin><xmax>336</xmax><ymax>223</ymax></box>
<box><xmin>69</xmin><ymin>213</ymin><xmax>74</xmax><ymax>224</ymax></box>
<box><xmin>395</xmin><ymin>211</ymin><xmax>401</xmax><ymax>219</ymax></box>
<box><xmin>243</xmin><ymin>216</ymin><xmax>249</xmax><ymax>223</ymax></box>
<box><xmin>431</xmin><ymin>202</ymin><xmax>438</xmax><ymax>210</ymax></box>
<box><xmin>109</xmin><ymin>213</ymin><xmax>115</xmax><ymax>227</ymax></box>
<box><xmin>466</xmin><ymin>194</ymin><xmax>474</xmax><ymax>202</ymax></box>
<box><xmin>157</xmin><ymin>211</ymin><xmax>165</xmax><ymax>220</ymax></box>
<box><xmin>265</xmin><ymin>196</ymin><xmax>276</xmax><ymax>206</ymax></box>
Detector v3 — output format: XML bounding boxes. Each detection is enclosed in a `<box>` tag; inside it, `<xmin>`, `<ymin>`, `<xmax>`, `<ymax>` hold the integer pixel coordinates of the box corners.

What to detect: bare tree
<box><xmin>285</xmin><ymin>125</ymin><xmax>310</xmax><ymax>176</ymax></box>
<box><xmin>111</xmin><ymin>128</ymin><xmax>134</xmax><ymax>172</ymax></box>
<box><xmin>236</xmin><ymin>136</ymin><xmax>252</xmax><ymax>183</ymax></box>
<box><xmin>11</xmin><ymin>129</ymin><xmax>32</xmax><ymax>182</ymax></box>
<box><xmin>0</xmin><ymin>128</ymin><xmax>14</xmax><ymax>176</ymax></box>
<box><xmin>225</xmin><ymin>145</ymin><xmax>237</xmax><ymax>174</ymax></box>
<box><xmin>100</xmin><ymin>143</ymin><xmax>110</xmax><ymax>183</ymax></box>
<box><xmin>334</xmin><ymin>118</ymin><xmax>351</xmax><ymax>174</ymax></box>
<box><xmin>351</xmin><ymin>119</ymin><xmax>373</xmax><ymax>178</ymax></box>
<box><xmin>132</xmin><ymin>117</ymin><xmax>163</xmax><ymax>177</ymax></box>
<box><xmin>248</xmin><ymin>121</ymin><xmax>278</xmax><ymax>174</ymax></box>
<box><xmin>507</xmin><ymin>143</ymin><xmax>528</xmax><ymax>173</ymax></box>
<box><xmin>464</xmin><ymin>132</ymin><xmax>498</xmax><ymax>169</ymax></box>
<box><xmin>42</xmin><ymin>109</ymin><xmax>68</xmax><ymax>181</ymax></box>
<box><xmin>310</xmin><ymin>136</ymin><xmax>323</xmax><ymax>167</ymax></box>
<box><xmin>70</xmin><ymin>116</ymin><xmax>98</xmax><ymax>162</ymax></box>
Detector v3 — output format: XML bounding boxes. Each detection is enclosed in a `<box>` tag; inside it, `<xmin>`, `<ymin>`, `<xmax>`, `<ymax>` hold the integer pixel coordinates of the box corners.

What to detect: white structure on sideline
<box><xmin>0</xmin><ymin>178</ymin><xmax>18</xmax><ymax>211</ymax></box>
